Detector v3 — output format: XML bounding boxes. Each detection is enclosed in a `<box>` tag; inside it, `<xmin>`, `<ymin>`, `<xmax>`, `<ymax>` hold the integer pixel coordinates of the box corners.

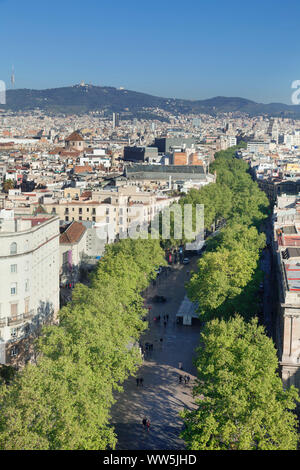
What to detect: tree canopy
<box><xmin>181</xmin><ymin>316</ymin><xmax>299</xmax><ymax>450</ymax></box>
<box><xmin>0</xmin><ymin>237</ymin><xmax>166</xmax><ymax>450</ymax></box>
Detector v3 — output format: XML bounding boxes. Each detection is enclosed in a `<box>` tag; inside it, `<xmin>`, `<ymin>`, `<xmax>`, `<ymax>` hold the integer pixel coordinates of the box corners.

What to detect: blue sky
<box><xmin>0</xmin><ymin>0</ymin><xmax>299</xmax><ymax>103</ymax></box>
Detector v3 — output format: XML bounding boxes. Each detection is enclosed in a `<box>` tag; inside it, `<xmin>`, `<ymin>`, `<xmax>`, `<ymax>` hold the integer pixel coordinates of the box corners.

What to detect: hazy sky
<box><xmin>0</xmin><ymin>0</ymin><xmax>299</xmax><ymax>103</ymax></box>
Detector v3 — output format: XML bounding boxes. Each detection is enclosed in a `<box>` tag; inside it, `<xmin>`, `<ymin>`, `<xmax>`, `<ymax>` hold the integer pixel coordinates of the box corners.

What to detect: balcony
<box><xmin>8</xmin><ymin>314</ymin><xmax>24</xmax><ymax>326</ymax></box>
<box><xmin>23</xmin><ymin>309</ymin><xmax>35</xmax><ymax>320</ymax></box>
<box><xmin>0</xmin><ymin>310</ymin><xmax>35</xmax><ymax>328</ymax></box>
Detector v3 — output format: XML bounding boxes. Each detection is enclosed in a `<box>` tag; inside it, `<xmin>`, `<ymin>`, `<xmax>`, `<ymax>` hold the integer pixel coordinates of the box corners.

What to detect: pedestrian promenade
<box><xmin>111</xmin><ymin>259</ymin><xmax>201</xmax><ymax>450</ymax></box>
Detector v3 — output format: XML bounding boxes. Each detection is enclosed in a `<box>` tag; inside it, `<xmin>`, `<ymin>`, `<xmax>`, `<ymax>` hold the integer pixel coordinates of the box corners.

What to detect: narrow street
<box><xmin>110</xmin><ymin>257</ymin><xmax>201</xmax><ymax>450</ymax></box>
<box><xmin>260</xmin><ymin>216</ymin><xmax>277</xmax><ymax>341</ymax></box>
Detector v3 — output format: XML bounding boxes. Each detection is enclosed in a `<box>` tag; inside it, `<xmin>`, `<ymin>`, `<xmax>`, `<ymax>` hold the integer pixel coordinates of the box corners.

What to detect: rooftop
<box><xmin>60</xmin><ymin>221</ymin><xmax>86</xmax><ymax>244</ymax></box>
<box><xmin>65</xmin><ymin>131</ymin><xmax>84</xmax><ymax>142</ymax></box>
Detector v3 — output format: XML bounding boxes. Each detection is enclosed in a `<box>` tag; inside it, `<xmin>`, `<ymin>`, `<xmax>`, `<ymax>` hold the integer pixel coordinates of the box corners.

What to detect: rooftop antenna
<box><xmin>11</xmin><ymin>65</ymin><xmax>15</xmax><ymax>88</ymax></box>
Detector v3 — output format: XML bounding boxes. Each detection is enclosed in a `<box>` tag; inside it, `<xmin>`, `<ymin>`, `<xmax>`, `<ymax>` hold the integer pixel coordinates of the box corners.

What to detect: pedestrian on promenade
<box><xmin>179</xmin><ymin>375</ymin><xmax>183</xmax><ymax>384</ymax></box>
<box><xmin>184</xmin><ymin>376</ymin><xmax>188</xmax><ymax>385</ymax></box>
<box><xmin>136</xmin><ymin>378</ymin><xmax>140</xmax><ymax>386</ymax></box>
<box><xmin>140</xmin><ymin>377</ymin><xmax>144</xmax><ymax>386</ymax></box>
<box><xmin>186</xmin><ymin>375</ymin><xmax>190</xmax><ymax>384</ymax></box>
<box><xmin>166</xmin><ymin>314</ymin><xmax>169</xmax><ymax>321</ymax></box>
<box><xmin>146</xmin><ymin>419</ymin><xmax>150</xmax><ymax>432</ymax></box>
<box><xmin>142</xmin><ymin>418</ymin><xmax>147</xmax><ymax>430</ymax></box>
<box><xmin>164</xmin><ymin>321</ymin><xmax>167</xmax><ymax>327</ymax></box>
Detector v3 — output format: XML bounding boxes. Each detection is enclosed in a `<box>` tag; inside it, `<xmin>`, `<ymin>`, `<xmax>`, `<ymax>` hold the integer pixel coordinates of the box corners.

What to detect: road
<box><xmin>260</xmin><ymin>216</ymin><xmax>276</xmax><ymax>341</ymax></box>
<box><xmin>110</xmin><ymin>257</ymin><xmax>201</xmax><ymax>450</ymax></box>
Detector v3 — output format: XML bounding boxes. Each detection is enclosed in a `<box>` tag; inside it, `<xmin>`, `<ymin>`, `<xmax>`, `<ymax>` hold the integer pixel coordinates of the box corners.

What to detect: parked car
<box><xmin>183</xmin><ymin>258</ymin><xmax>190</xmax><ymax>264</ymax></box>
<box><xmin>152</xmin><ymin>295</ymin><xmax>167</xmax><ymax>303</ymax></box>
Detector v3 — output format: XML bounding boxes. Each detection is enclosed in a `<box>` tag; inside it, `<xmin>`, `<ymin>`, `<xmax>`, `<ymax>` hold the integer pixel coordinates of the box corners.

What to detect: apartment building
<box><xmin>0</xmin><ymin>210</ymin><xmax>60</xmax><ymax>366</ymax></box>
<box><xmin>247</xmin><ymin>141</ymin><xmax>270</xmax><ymax>153</ymax></box>
<box><xmin>39</xmin><ymin>186</ymin><xmax>178</xmax><ymax>242</ymax></box>
<box><xmin>219</xmin><ymin>135</ymin><xmax>237</xmax><ymax>150</ymax></box>
<box><xmin>271</xmin><ymin>195</ymin><xmax>300</xmax><ymax>388</ymax></box>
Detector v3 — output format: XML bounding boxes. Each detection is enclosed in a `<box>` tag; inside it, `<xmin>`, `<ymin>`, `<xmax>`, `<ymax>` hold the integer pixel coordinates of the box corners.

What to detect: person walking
<box><xmin>179</xmin><ymin>375</ymin><xmax>183</xmax><ymax>384</ymax></box>
<box><xmin>146</xmin><ymin>419</ymin><xmax>150</xmax><ymax>432</ymax></box>
<box><xmin>142</xmin><ymin>418</ymin><xmax>147</xmax><ymax>430</ymax></box>
<box><xmin>136</xmin><ymin>378</ymin><xmax>140</xmax><ymax>387</ymax></box>
<box><xmin>140</xmin><ymin>377</ymin><xmax>144</xmax><ymax>386</ymax></box>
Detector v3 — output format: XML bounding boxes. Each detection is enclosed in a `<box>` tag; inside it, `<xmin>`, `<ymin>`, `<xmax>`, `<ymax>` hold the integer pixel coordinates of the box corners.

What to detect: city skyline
<box><xmin>1</xmin><ymin>0</ymin><xmax>300</xmax><ymax>454</ymax></box>
<box><xmin>0</xmin><ymin>0</ymin><xmax>300</xmax><ymax>104</ymax></box>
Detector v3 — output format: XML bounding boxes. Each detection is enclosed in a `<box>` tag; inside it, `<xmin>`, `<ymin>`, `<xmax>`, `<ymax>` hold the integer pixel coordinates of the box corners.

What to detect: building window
<box><xmin>10</xmin><ymin>303</ymin><xmax>18</xmax><ymax>315</ymax></box>
<box><xmin>79</xmin><ymin>208</ymin><xmax>82</xmax><ymax>214</ymax></box>
<box><xmin>10</xmin><ymin>242</ymin><xmax>17</xmax><ymax>255</ymax></box>
<box><xmin>10</xmin><ymin>283</ymin><xmax>17</xmax><ymax>295</ymax></box>
<box><xmin>10</xmin><ymin>264</ymin><xmax>17</xmax><ymax>273</ymax></box>
<box><xmin>10</xmin><ymin>346</ymin><xmax>18</xmax><ymax>356</ymax></box>
<box><xmin>63</xmin><ymin>251</ymin><xmax>68</xmax><ymax>265</ymax></box>
<box><xmin>92</xmin><ymin>217</ymin><xmax>96</xmax><ymax>222</ymax></box>
<box><xmin>86</xmin><ymin>208</ymin><xmax>89</xmax><ymax>212</ymax></box>
<box><xmin>92</xmin><ymin>208</ymin><xmax>96</xmax><ymax>214</ymax></box>
<box><xmin>79</xmin><ymin>216</ymin><xmax>82</xmax><ymax>221</ymax></box>
<box><xmin>11</xmin><ymin>328</ymin><xmax>17</xmax><ymax>339</ymax></box>
<box><xmin>65</xmin><ymin>216</ymin><xmax>69</xmax><ymax>221</ymax></box>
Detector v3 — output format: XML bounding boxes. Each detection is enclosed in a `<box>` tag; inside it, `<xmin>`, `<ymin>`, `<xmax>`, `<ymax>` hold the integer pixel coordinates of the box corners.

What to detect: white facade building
<box><xmin>0</xmin><ymin>210</ymin><xmax>60</xmax><ymax>366</ymax></box>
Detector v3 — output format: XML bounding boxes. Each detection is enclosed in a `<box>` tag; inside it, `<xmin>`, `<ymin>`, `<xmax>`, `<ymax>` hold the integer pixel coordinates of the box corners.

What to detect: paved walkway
<box><xmin>110</xmin><ymin>257</ymin><xmax>201</xmax><ymax>450</ymax></box>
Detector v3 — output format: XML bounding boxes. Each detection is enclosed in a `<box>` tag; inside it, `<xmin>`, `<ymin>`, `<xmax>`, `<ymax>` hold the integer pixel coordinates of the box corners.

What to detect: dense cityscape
<box><xmin>1</xmin><ymin>0</ymin><xmax>300</xmax><ymax>459</ymax></box>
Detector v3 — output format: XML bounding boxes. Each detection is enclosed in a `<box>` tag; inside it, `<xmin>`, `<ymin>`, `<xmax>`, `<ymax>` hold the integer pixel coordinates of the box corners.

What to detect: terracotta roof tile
<box><xmin>65</xmin><ymin>131</ymin><xmax>84</xmax><ymax>142</ymax></box>
<box><xmin>60</xmin><ymin>221</ymin><xmax>86</xmax><ymax>244</ymax></box>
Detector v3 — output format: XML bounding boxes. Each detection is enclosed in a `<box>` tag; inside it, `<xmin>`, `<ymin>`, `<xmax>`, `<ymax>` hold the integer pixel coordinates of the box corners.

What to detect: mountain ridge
<box><xmin>1</xmin><ymin>84</ymin><xmax>300</xmax><ymax>119</ymax></box>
